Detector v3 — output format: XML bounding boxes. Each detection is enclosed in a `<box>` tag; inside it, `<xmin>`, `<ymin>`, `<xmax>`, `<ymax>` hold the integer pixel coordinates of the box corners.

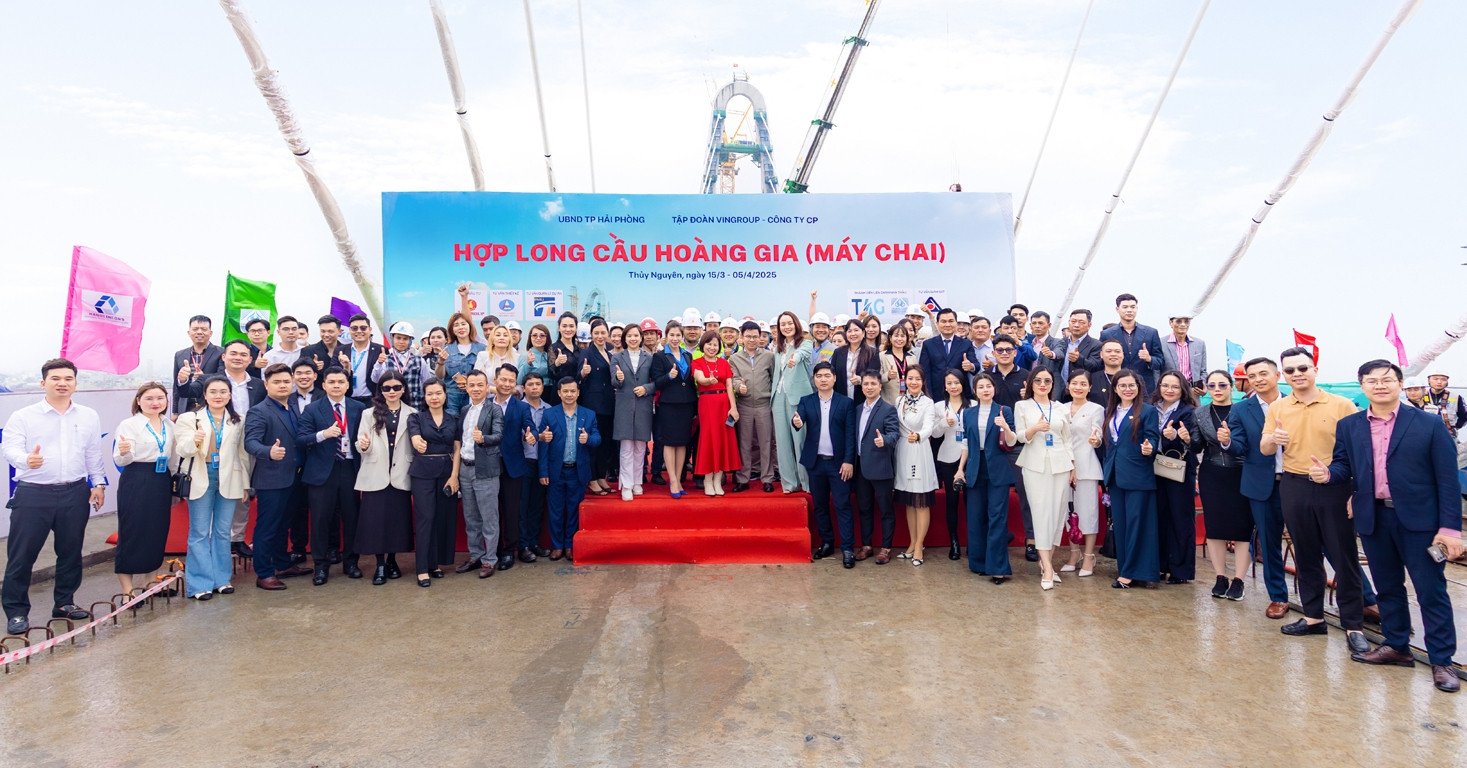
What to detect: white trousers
<box><xmin>1023</xmin><ymin>469</ymin><xmax>1071</xmax><ymax>550</ymax></box>
<box><xmin>619</xmin><ymin>440</ymin><xmax>647</xmax><ymax>489</ymax></box>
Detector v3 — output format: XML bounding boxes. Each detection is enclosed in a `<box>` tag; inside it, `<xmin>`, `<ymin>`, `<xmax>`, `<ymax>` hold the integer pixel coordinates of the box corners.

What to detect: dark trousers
<box><xmin>936</xmin><ymin>459</ymin><xmax>962</xmax><ymax>543</ymax></box>
<box><xmin>307</xmin><ymin>460</ymin><xmax>360</xmax><ymax>568</ymax></box>
<box><xmin>1156</xmin><ymin>474</ymin><xmax>1196</xmax><ymax>581</ymax></box>
<box><xmin>2</xmin><ymin>481</ymin><xmax>89</xmax><ymax>619</ymax></box>
<box><xmin>252</xmin><ymin>487</ymin><xmax>293</xmax><ymax>579</ymax></box>
<box><xmin>547</xmin><ymin>464</ymin><xmax>585</xmax><ymax>550</ymax></box>
<box><xmin>1280</xmin><ymin>474</ymin><xmax>1363</xmax><ymax>628</ymax></box>
<box><xmin>650</xmin><ymin>441</ymin><xmax>665</xmax><ymax>481</ymax></box>
<box><xmin>1360</xmin><ymin>503</ymin><xmax>1457</xmax><ymax>665</ymax></box>
<box><xmin>1111</xmin><ymin>487</ymin><xmax>1160</xmax><ymax>582</ymax></box>
<box><xmin>411</xmin><ymin>474</ymin><xmax>457</xmax><ymax>572</ymax></box>
<box><xmin>497</xmin><ymin>469</ymin><xmax>523</xmax><ymax>556</ymax></box>
<box><xmin>1003</xmin><ymin>452</ymin><xmax>1034</xmax><ymax>540</ymax></box>
<box><xmin>807</xmin><ymin>457</ymin><xmax>853</xmax><ymax>551</ymax></box>
<box><xmin>520</xmin><ymin>458</ymin><xmax>547</xmax><ymax>549</ymax></box>
<box><xmin>1249</xmin><ymin>482</ymin><xmax>1289</xmax><ymax>603</ymax></box>
<box><xmin>966</xmin><ymin>474</ymin><xmax>1012</xmax><ymax>576</ymax></box>
<box><xmin>595</xmin><ymin>412</ymin><xmax>617</xmax><ymax>481</ymax></box>
<box><xmin>854</xmin><ymin>468</ymin><xmax>895</xmax><ymax>549</ymax></box>
<box><xmin>287</xmin><ymin>476</ymin><xmax>312</xmax><ymax>555</ymax></box>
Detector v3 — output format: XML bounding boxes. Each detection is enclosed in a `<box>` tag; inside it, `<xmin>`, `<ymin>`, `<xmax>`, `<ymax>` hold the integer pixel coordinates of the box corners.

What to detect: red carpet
<box><xmin>574</xmin><ymin>487</ymin><xmax>813</xmax><ymax>564</ymax></box>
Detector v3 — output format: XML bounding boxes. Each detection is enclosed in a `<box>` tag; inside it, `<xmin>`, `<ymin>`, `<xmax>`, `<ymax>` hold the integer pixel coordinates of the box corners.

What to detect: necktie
<box><xmin>944</xmin><ymin>339</ymin><xmax>951</xmax><ymax>357</ymax></box>
<box><xmin>335</xmin><ymin>403</ymin><xmax>348</xmax><ymax>458</ymax></box>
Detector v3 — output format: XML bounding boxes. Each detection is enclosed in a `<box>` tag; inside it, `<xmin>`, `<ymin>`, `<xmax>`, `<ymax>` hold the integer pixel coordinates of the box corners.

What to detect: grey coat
<box><xmin>610</xmin><ymin>349</ymin><xmax>655</xmax><ymax>441</ymax></box>
<box><xmin>468</xmin><ymin>399</ymin><xmax>505</xmax><ymax>480</ymax></box>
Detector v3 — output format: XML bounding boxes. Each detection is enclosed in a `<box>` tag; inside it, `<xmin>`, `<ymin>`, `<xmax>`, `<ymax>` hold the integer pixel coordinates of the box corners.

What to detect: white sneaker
<box><xmin>621</xmin><ymin>489</ymin><xmax>633</xmax><ymax>502</ymax></box>
<box><xmin>633</xmin><ymin>485</ymin><xmax>644</xmax><ymax>496</ymax></box>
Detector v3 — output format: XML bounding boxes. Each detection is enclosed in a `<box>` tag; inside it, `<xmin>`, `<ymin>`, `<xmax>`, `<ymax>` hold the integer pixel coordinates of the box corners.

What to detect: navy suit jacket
<box><xmin>919</xmin><ymin>335</ymin><xmax>977</xmax><ymax>400</ymax></box>
<box><xmin>295</xmin><ymin>397</ymin><xmax>365</xmax><ymax>486</ymax></box>
<box><xmin>1223</xmin><ymin>395</ymin><xmax>1276</xmax><ymax>502</ymax></box>
<box><xmin>961</xmin><ymin>404</ymin><xmax>1016</xmax><ymax>487</ymax></box>
<box><xmin>1100</xmin><ymin>402</ymin><xmax>1162</xmax><ymax>490</ymax></box>
<box><xmin>1326</xmin><ymin>405</ymin><xmax>1462</xmax><ymax>536</ymax></box>
<box><xmin>794</xmin><ymin>392</ymin><xmax>857</xmax><ymax>469</ymax></box>
<box><xmin>1099</xmin><ymin>323</ymin><xmax>1164</xmax><ymax>385</ymax></box>
<box><xmin>497</xmin><ymin>397</ymin><xmax>534</xmax><ymax>479</ymax></box>
<box><xmin>171</xmin><ymin>344</ymin><xmax>223</xmax><ymax>412</ymax></box>
<box><xmin>852</xmin><ymin>398</ymin><xmax>899</xmax><ymax>480</ymax></box>
<box><xmin>537</xmin><ymin>405</ymin><xmax>601</xmax><ymax>484</ymax></box>
<box><xmin>244</xmin><ymin>398</ymin><xmax>303</xmax><ymax>491</ymax></box>
<box><xmin>1154</xmin><ymin>402</ymin><xmax>1203</xmax><ymax>480</ymax></box>
<box><xmin>575</xmin><ymin>346</ymin><xmax>615</xmax><ymax>415</ymax></box>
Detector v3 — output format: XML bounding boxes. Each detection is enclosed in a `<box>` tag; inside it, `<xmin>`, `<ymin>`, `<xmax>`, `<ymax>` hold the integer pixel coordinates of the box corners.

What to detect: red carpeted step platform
<box><xmin>573</xmin><ymin>486</ymin><xmax>812</xmax><ymax>564</ymax></box>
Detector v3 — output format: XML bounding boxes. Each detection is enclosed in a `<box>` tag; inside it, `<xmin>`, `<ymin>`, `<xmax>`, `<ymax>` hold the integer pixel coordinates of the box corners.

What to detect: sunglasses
<box><xmin>1205</xmin><ymin>382</ymin><xmax>1231</xmax><ymax>389</ymax></box>
<box><xmin>994</xmin><ymin>348</ymin><xmax>1015</xmax><ymax>354</ymax></box>
<box><xmin>1282</xmin><ymin>365</ymin><xmax>1312</xmax><ymax>374</ymax></box>
<box><xmin>380</xmin><ymin>385</ymin><xmax>404</xmax><ymax>392</ymax></box>
<box><xmin>349</xmin><ymin>325</ymin><xmax>370</xmax><ymax>331</ymax></box>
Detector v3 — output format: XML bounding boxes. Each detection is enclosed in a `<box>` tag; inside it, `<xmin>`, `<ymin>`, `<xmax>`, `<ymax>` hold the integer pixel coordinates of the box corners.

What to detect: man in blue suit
<box><xmin>491</xmin><ymin>364</ymin><xmax>535</xmax><ymax>569</ymax></box>
<box><xmin>1098</xmin><ymin>293</ymin><xmax>1164</xmax><ymax>388</ymax></box>
<box><xmin>851</xmin><ymin>371</ymin><xmax>900</xmax><ymax>564</ymax></box>
<box><xmin>1222</xmin><ymin>356</ymin><xmax>1292</xmax><ymax>618</ymax></box>
<box><xmin>793</xmin><ymin>362</ymin><xmax>858</xmax><ymax>568</ymax></box>
<box><xmin>538</xmin><ymin>377</ymin><xmax>601</xmax><ymax>562</ymax></box>
<box><xmin>296</xmin><ymin>367</ymin><xmax>366</xmax><ymax>585</ymax></box>
<box><xmin>919</xmin><ymin>308</ymin><xmax>977</xmax><ymax>400</ymax></box>
<box><xmin>243</xmin><ymin>364</ymin><xmax>311</xmax><ymax>589</ymax></box>
<box><xmin>1312</xmin><ymin>359</ymin><xmax>1463</xmax><ymax>693</ymax></box>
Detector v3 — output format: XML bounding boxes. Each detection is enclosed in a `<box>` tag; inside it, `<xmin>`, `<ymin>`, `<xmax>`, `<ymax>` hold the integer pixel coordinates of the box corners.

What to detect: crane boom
<box><xmin>784</xmin><ymin>0</ymin><xmax>882</xmax><ymax>193</ymax></box>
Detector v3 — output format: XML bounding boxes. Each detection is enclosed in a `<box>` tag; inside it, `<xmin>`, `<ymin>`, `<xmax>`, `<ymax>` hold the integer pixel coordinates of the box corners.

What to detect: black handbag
<box><xmin>170</xmin><ymin>457</ymin><xmax>194</xmax><ymax>499</ymax></box>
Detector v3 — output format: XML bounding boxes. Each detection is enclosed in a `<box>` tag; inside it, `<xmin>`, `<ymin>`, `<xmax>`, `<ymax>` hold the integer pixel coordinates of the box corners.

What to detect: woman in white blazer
<box><xmin>1061</xmin><ymin>369</ymin><xmax>1105</xmax><ymax>577</ymax></box>
<box><xmin>894</xmin><ymin>367</ymin><xmax>940</xmax><ymax>565</ymax></box>
<box><xmin>354</xmin><ymin>372</ymin><xmax>416</xmax><ymax>585</ymax></box>
<box><xmin>174</xmin><ymin>375</ymin><xmax>250</xmax><ymax>599</ymax></box>
<box><xmin>1014</xmin><ymin>368</ymin><xmax>1076</xmax><ymax>590</ymax></box>
<box><xmin>112</xmin><ymin>383</ymin><xmax>178</xmax><ymax>597</ymax></box>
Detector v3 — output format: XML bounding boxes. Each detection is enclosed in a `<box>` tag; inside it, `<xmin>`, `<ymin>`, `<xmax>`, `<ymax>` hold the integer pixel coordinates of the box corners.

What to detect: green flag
<box><xmin>222</xmin><ymin>273</ymin><xmax>277</xmax><ymax>345</ymax></box>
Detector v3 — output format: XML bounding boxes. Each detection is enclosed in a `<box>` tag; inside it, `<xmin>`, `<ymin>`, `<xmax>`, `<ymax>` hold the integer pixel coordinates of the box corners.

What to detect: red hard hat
<box><xmin>639</xmin><ymin>318</ymin><xmax>660</xmax><ymax>333</ymax></box>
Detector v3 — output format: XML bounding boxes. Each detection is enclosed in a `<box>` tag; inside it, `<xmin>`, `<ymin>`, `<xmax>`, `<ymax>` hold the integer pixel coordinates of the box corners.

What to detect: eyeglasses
<box><xmin>1362</xmin><ymin>377</ymin><xmax>1399</xmax><ymax>387</ymax></box>
<box><xmin>994</xmin><ymin>348</ymin><xmax>1015</xmax><ymax>354</ymax></box>
<box><xmin>1205</xmin><ymin>382</ymin><xmax>1231</xmax><ymax>389</ymax></box>
<box><xmin>1282</xmin><ymin>365</ymin><xmax>1312</xmax><ymax>374</ymax></box>
<box><xmin>380</xmin><ymin>385</ymin><xmax>404</xmax><ymax>392</ymax></box>
<box><xmin>349</xmin><ymin>325</ymin><xmax>369</xmax><ymax>331</ymax></box>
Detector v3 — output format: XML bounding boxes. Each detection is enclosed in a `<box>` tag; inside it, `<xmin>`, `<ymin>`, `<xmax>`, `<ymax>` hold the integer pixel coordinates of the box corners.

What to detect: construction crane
<box><xmin>784</xmin><ymin>0</ymin><xmax>882</xmax><ymax>193</ymax></box>
<box><xmin>700</xmin><ymin>69</ymin><xmax>780</xmax><ymax>194</ymax></box>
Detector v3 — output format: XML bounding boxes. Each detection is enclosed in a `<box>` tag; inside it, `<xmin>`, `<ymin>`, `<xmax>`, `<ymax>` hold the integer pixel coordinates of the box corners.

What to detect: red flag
<box><xmin>1384</xmin><ymin>314</ymin><xmax>1408</xmax><ymax>367</ymax></box>
<box><xmin>1292</xmin><ymin>329</ymin><xmax>1318</xmax><ymax>365</ymax></box>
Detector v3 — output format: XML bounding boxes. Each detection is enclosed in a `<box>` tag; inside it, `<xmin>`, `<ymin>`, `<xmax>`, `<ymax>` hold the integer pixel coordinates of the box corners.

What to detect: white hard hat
<box><xmin>809</xmin><ymin>312</ymin><xmax>831</xmax><ymax>327</ymax></box>
<box><xmin>916</xmin><ymin>326</ymin><xmax>934</xmax><ymax>341</ymax></box>
<box><xmin>720</xmin><ymin>317</ymin><xmax>739</xmax><ymax>330</ymax></box>
<box><xmin>505</xmin><ymin>320</ymin><xmax>522</xmax><ymax>331</ymax></box>
<box><xmin>388</xmin><ymin>321</ymin><xmax>415</xmax><ymax>338</ymax></box>
<box><xmin>833</xmin><ymin>313</ymin><xmax>851</xmax><ymax>327</ymax></box>
<box><xmin>702</xmin><ymin>311</ymin><xmax>722</xmax><ymax>325</ymax></box>
<box><xmin>1427</xmin><ymin>370</ymin><xmax>1449</xmax><ymax>379</ymax></box>
<box><xmin>757</xmin><ymin>320</ymin><xmax>770</xmax><ymax>333</ymax></box>
<box><xmin>905</xmin><ymin>305</ymin><xmax>926</xmax><ymax>317</ymax></box>
<box><xmin>681</xmin><ymin>309</ymin><xmax>702</xmax><ymax>327</ymax></box>
<box><xmin>965</xmin><ymin>308</ymin><xmax>984</xmax><ymax>320</ymax></box>
<box><xmin>1404</xmin><ymin>376</ymin><xmax>1426</xmax><ymax>388</ymax></box>
<box><xmin>575</xmin><ymin>321</ymin><xmax>591</xmax><ymax>342</ymax></box>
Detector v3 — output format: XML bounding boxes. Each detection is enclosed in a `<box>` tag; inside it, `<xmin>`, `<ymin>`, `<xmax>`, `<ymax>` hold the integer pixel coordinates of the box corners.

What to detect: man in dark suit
<box><xmin>491</xmin><ymin>364</ymin><xmax>535</xmax><ymax>568</ymax></box>
<box><xmin>1098</xmin><ymin>293</ymin><xmax>1164</xmax><ymax>388</ymax></box>
<box><xmin>243</xmin><ymin>365</ymin><xmax>312</xmax><ymax>589</ymax></box>
<box><xmin>286</xmin><ymin>359</ymin><xmax>322</xmax><ymax>563</ymax></box>
<box><xmin>171</xmin><ymin>314</ymin><xmax>223</xmax><ymax>414</ymax></box>
<box><xmin>852</xmin><ymin>371</ymin><xmax>900</xmax><ymax>564</ymax></box>
<box><xmin>1313</xmin><ymin>359</ymin><xmax>1463</xmax><ymax>693</ymax></box>
<box><xmin>1050</xmin><ymin>310</ymin><xmax>1102</xmax><ymax>389</ymax></box>
<box><xmin>295</xmin><ymin>367</ymin><xmax>366</xmax><ymax>585</ymax></box>
<box><xmin>1222</xmin><ymin>356</ymin><xmax>1292</xmax><ymax>618</ymax></box>
<box><xmin>539</xmin><ymin>377</ymin><xmax>601</xmax><ymax>561</ymax></box>
<box><xmin>298</xmin><ymin>315</ymin><xmax>352</xmax><ymax>376</ymax></box>
<box><xmin>793</xmin><ymin>362</ymin><xmax>858</xmax><ymax>568</ymax></box>
<box><xmin>919</xmin><ymin>308</ymin><xmax>977</xmax><ymax>400</ymax></box>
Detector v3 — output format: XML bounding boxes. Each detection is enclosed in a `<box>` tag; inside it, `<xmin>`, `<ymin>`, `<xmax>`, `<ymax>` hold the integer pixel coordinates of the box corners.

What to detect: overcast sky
<box><xmin>2</xmin><ymin>0</ymin><xmax>1463</xmax><ymax>385</ymax></box>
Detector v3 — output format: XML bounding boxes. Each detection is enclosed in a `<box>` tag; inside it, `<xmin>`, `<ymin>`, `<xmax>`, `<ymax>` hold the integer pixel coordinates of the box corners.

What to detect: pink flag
<box><xmin>60</xmin><ymin>246</ymin><xmax>151</xmax><ymax>374</ymax></box>
<box><xmin>1384</xmin><ymin>313</ymin><xmax>1408</xmax><ymax>367</ymax></box>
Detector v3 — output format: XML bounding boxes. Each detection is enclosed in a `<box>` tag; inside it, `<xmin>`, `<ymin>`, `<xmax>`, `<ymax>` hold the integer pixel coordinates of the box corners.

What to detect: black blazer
<box><xmin>295</xmin><ymin>397</ymin><xmax>365</xmax><ymax>486</ymax></box>
<box><xmin>651</xmin><ymin>348</ymin><xmax>697</xmax><ymax>405</ymax></box>
<box><xmin>575</xmin><ymin>345</ymin><xmax>615</xmax><ymax>415</ymax></box>
<box><xmin>243</xmin><ymin>398</ymin><xmax>303</xmax><ymax>491</ymax></box>
<box><xmin>919</xmin><ymin>335</ymin><xmax>977</xmax><ymax>400</ymax></box>
<box><xmin>547</xmin><ymin>340</ymin><xmax>580</xmax><ymax>391</ymax></box>
<box><xmin>853</xmin><ymin>398</ymin><xmax>900</xmax><ymax>480</ymax></box>
<box><xmin>1154</xmin><ymin>402</ymin><xmax>1203</xmax><ymax>481</ymax></box>
<box><xmin>1042</xmin><ymin>334</ymin><xmax>1102</xmax><ymax>377</ymax></box>
<box><xmin>181</xmin><ymin>373</ymin><xmax>266</xmax><ymax>410</ymax></box>
<box><xmin>795</xmin><ymin>392</ymin><xmax>857</xmax><ymax>468</ymax></box>
<box><xmin>830</xmin><ymin>344</ymin><xmax>878</xmax><ymax>400</ymax></box>
<box><xmin>171</xmin><ymin>344</ymin><xmax>223</xmax><ymax>413</ymax></box>
<box><xmin>298</xmin><ymin>340</ymin><xmax>350</xmax><ymax>372</ymax></box>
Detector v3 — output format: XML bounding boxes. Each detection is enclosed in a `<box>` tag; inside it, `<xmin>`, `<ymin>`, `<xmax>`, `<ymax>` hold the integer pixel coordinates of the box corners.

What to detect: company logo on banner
<box><xmin>464</xmin><ymin>286</ymin><xmax>488</xmax><ymax>320</ymax></box>
<box><xmin>490</xmin><ymin>290</ymin><xmax>524</xmax><ymax>320</ymax></box>
<box><xmin>527</xmin><ymin>290</ymin><xmax>562</xmax><ymax>318</ymax></box>
<box><xmin>918</xmin><ymin>290</ymin><xmax>950</xmax><ymax>314</ymax></box>
<box><xmin>80</xmin><ymin>290</ymin><xmax>134</xmax><ymax>327</ymax></box>
<box><xmin>847</xmin><ymin>289</ymin><xmax>911</xmax><ymax>326</ymax></box>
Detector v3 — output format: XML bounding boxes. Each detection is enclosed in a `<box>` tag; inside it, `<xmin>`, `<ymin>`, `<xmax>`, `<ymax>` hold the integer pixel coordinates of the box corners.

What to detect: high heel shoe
<box><xmin>1078</xmin><ymin>553</ymin><xmax>1096</xmax><ymax>578</ymax></box>
<box><xmin>371</xmin><ymin>565</ymin><xmax>387</xmax><ymax>586</ymax></box>
<box><xmin>713</xmin><ymin>473</ymin><xmax>726</xmax><ymax>496</ymax></box>
<box><xmin>385</xmin><ymin>558</ymin><xmax>402</xmax><ymax>580</ymax></box>
<box><xmin>703</xmin><ymin>475</ymin><xmax>716</xmax><ymax>496</ymax></box>
<box><xmin>1060</xmin><ymin>548</ymin><xmax>1079</xmax><ymax>572</ymax></box>
<box><xmin>948</xmin><ymin>540</ymin><xmax>961</xmax><ymax>560</ymax></box>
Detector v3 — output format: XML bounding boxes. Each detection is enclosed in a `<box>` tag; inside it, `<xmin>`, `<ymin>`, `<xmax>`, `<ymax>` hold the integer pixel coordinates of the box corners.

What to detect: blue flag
<box><xmin>1225</xmin><ymin>339</ymin><xmax>1245</xmax><ymax>366</ymax></box>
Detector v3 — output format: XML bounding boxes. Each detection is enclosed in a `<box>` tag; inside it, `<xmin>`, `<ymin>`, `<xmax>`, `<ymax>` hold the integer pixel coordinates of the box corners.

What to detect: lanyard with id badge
<box><xmin>145</xmin><ymin>421</ymin><xmax>170</xmax><ymax>473</ymax></box>
<box><xmin>204</xmin><ymin>411</ymin><xmax>223</xmax><ymax>469</ymax></box>
<box><xmin>1039</xmin><ymin>401</ymin><xmax>1055</xmax><ymax>447</ymax></box>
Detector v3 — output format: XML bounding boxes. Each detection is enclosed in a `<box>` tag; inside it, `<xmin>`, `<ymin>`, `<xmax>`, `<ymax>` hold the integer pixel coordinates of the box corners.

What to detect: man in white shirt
<box><xmin>344</xmin><ymin>314</ymin><xmax>385</xmax><ymax>406</ymax></box>
<box><xmin>3</xmin><ymin>359</ymin><xmax>107</xmax><ymax>634</ymax></box>
<box><xmin>263</xmin><ymin>315</ymin><xmax>305</xmax><ymax>369</ymax></box>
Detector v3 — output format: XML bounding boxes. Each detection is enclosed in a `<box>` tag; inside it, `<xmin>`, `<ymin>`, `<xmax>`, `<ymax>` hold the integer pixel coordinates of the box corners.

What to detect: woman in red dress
<box><xmin>691</xmin><ymin>330</ymin><xmax>741</xmax><ymax>495</ymax></box>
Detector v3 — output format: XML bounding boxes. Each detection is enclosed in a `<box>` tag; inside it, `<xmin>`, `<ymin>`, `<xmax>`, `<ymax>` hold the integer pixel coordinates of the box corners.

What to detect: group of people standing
<box><xmin>3</xmin><ymin>289</ymin><xmax>1462</xmax><ymax>693</ymax></box>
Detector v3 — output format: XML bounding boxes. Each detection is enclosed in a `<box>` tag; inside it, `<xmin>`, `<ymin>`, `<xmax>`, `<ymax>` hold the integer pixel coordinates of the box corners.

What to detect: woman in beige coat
<box><xmin>174</xmin><ymin>376</ymin><xmax>250</xmax><ymax>600</ymax></box>
<box><xmin>354</xmin><ymin>372</ymin><xmax>416</xmax><ymax>585</ymax></box>
<box><xmin>1014</xmin><ymin>368</ymin><xmax>1076</xmax><ymax>591</ymax></box>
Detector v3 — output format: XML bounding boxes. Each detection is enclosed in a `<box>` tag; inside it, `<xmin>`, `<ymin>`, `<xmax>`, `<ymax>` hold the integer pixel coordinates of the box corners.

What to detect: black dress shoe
<box><xmin>312</xmin><ymin>567</ymin><xmax>329</xmax><ymax>586</ymax></box>
<box><xmin>763</xmin><ymin>482</ymin><xmax>774</xmax><ymax>493</ymax></box>
<box><xmin>1211</xmin><ymin>575</ymin><xmax>1229</xmax><ymax>598</ymax></box>
<box><xmin>1165</xmin><ymin>576</ymin><xmax>1190</xmax><ymax>585</ymax></box>
<box><xmin>948</xmin><ymin>541</ymin><xmax>961</xmax><ymax>561</ymax></box>
<box><xmin>518</xmin><ymin>548</ymin><xmax>538</xmax><ymax>563</ymax></box>
<box><xmin>329</xmin><ymin>550</ymin><xmax>343</xmax><ymax>565</ymax></box>
<box><xmin>6</xmin><ymin>615</ymin><xmax>29</xmax><ymax>635</ymax></box>
<box><xmin>497</xmin><ymin>554</ymin><xmax>515</xmax><ymax>571</ymax></box>
<box><xmin>813</xmin><ymin>543</ymin><xmax>835</xmax><ymax>560</ymax></box>
<box><xmin>842</xmin><ymin>551</ymin><xmax>856</xmax><ymax>569</ymax></box>
<box><xmin>289</xmin><ymin>552</ymin><xmax>308</xmax><ymax>566</ymax></box>
<box><xmin>385</xmin><ymin>560</ymin><xmax>402</xmax><ymax>579</ymax></box>
<box><xmin>344</xmin><ymin>562</ymin><xmax>363</xmax><ymax>579</ymax></box>
<box><xmin>1280</xmin><ymin>619</ymin><xmax>1328</xmax><ymax>637</ymax></box>
<box><xmin>52</xmin><ymin>604</ymin><xmax>90</xmax><ymax>621</ymax></box>
<box><xmin>1024</xmin><ymin>544</ymin><xmax>1038</xmax><ymax>562</ymax></box>
<box><xmin>417</xmin><ymin>576</ymin><xmax>432</xmax><ymax>588</ymax></box>
<box><xmin>1346</xmin><ymin>631</ymin><xmax>1371</xmax><ymax>655</ymax></box>
<box><xmin>371</xmin><ymin>565</ymin><xmax>387</xmax><ymax>586</ymax></box>
<box><xmin>454</xmin><ymin>559</ymin><xmax>482</xmax><ymax>574</ymax></box>
<box><xmin>731</xmin><ymin>482</ymin><xmax>749</xmax><ymax>493</ymax></box>
<box><xmin>532</xmin><ymin>546</ymin><xmax>551</xmax><ymax>558</ymax></box>
<box><xmin>233</xmin><ymin>541</ymin><xmax>253</xmax><ymax>558</ymax></box>
<box><xmin>430</xmin><ymin>569</ymin><xmax>446</xmax><ymax>579</ymax></box>
<box><xmin>650</xmin><ymin>475</ymin><xmax>668</xmax><ymax>485</ymax></box>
